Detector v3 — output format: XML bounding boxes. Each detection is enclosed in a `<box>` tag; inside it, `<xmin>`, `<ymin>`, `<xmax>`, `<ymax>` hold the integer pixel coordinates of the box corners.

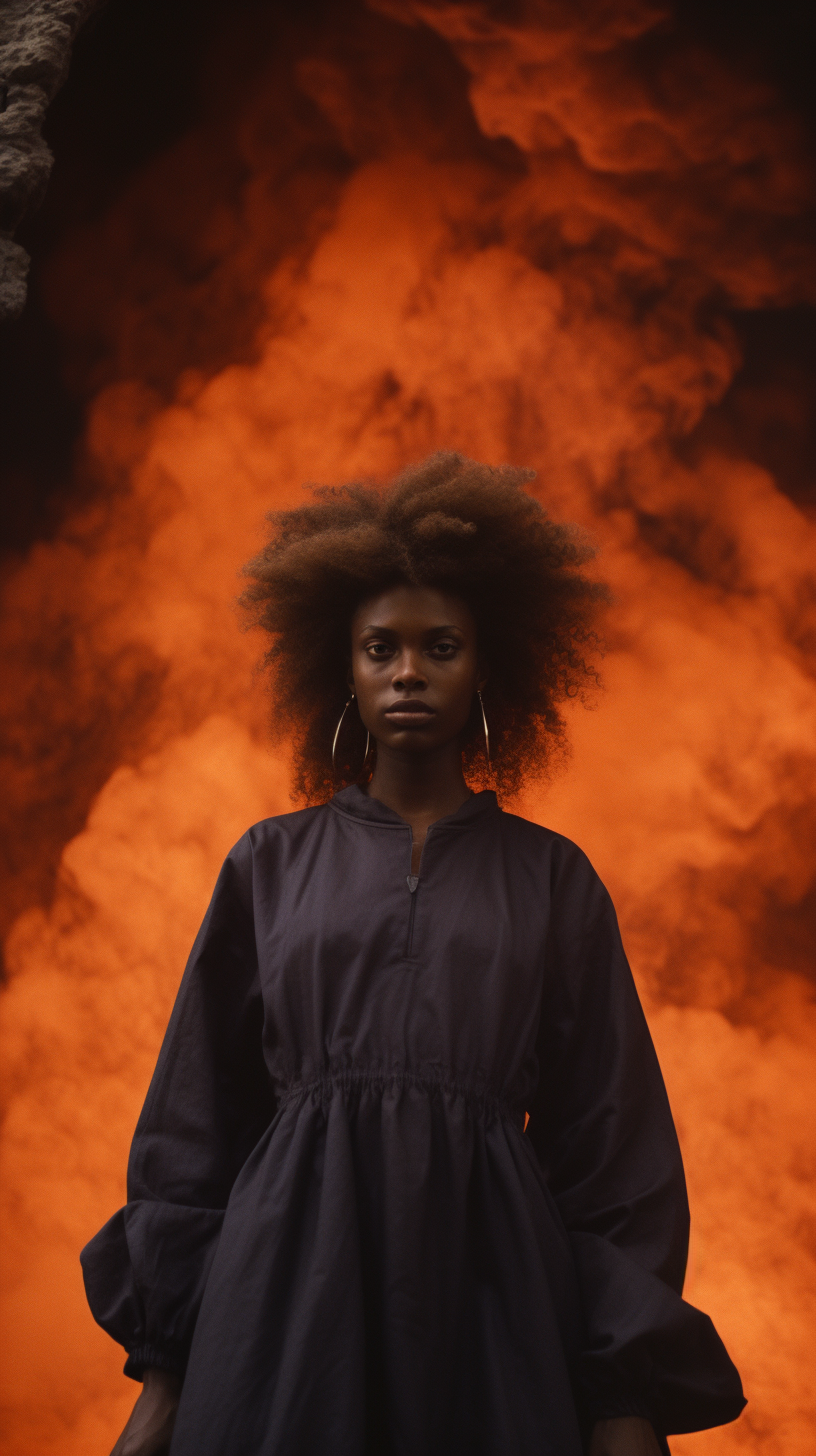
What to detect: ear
<box><xmin>476</xmin><ymin>660</ymin><xmax>488</xmax><ymax>693</ymax></box>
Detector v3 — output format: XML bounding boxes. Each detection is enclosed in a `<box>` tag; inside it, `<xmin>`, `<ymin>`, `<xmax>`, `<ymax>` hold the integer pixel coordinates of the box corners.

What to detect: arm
<box><xmin>81</xmin><ymin>835</ymin><xmax>276</xmax><ymax>1418</ymax></box>
<box><xmin>109</xmin><ymin>1369</ymin><xmax>181</xmax><ymax>1456</ymax></box>
<box><xmin>526</xmin><ymin>840</ymin><xmax>744</xmax><ymax>1446</ymax></box>
<box><xmin>590</xmin><ymin>1418</ymin><xmax>662</xmax><ymax>1456</ymax></box>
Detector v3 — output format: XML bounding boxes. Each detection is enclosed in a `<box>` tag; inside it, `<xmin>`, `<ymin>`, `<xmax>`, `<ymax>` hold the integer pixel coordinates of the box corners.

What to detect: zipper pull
<box><xmin>407</xmin><ymin>875</ymin><xmax>419</xmax><ymax>893</ymax></box>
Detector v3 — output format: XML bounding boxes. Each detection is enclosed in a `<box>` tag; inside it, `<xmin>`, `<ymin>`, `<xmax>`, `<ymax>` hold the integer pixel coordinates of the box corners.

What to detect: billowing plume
<box><xmin>1</xmin><ymin>2</ymin><xmax>814</xmax><ymax>1452</ymax></box>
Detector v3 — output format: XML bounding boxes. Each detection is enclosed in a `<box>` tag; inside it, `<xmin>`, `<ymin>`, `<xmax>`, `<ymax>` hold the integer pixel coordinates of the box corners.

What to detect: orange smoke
<box><xmin>1</xmin><ymin>3</ymin><xmax>814</xmax><ymax>1453</ymax></box>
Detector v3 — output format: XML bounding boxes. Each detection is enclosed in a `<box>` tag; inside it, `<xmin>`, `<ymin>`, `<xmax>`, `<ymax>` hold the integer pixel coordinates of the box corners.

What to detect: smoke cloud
<box><xmin>1</xmin><ymin>2</ymin><xmax>814</xmax><ymax>1452</ymax></box>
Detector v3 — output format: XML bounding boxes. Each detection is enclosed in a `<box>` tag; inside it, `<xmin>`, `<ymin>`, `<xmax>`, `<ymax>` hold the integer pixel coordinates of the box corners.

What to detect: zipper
<box><xmin>405</xmin><ymin>874</ymin><xmax>419</xmax><ymax>956</ymax></box>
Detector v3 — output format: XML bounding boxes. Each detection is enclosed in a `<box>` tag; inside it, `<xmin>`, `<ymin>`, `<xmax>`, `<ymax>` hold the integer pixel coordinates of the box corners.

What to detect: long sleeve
<box><xmin>80</xmin><ymin>835</ymin><xmax>276</xmax><ymax>1379</ymax></box>
<box><xmin>526</xmin><ymin>839</ymin><xmax>745</xmax><ymax>1441</ymax></box>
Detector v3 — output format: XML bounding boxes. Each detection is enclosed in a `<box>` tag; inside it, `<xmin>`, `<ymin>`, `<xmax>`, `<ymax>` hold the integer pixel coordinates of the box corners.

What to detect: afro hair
<box><xmin>241</xmin><ymin>452</ymin><xmax>606</xmax><ymax>802</ymax></box>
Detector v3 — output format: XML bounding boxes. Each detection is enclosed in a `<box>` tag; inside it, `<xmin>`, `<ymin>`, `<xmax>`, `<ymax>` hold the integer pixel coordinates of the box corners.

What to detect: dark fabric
<box><xmin>81</xmin><ymin>786</ymin><xmax>745</xmax><ymax>1455</ymax></box>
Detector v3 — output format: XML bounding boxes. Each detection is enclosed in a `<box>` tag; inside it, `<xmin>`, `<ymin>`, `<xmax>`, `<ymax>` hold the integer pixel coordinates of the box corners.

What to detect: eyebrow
<box><xmin>358</xmin><ymin>623</ymin><xmax>465</xmax><ymax>635</ymax></box>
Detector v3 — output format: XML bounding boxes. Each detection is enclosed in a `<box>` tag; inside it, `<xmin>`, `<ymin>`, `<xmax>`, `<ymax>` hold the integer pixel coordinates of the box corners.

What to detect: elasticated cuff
<box><xmin>124</xmin><ymin>1344</ymin><xmax>187</xmax><ymax>1381</ymax></box>
<box><xmin>586</xmin><ymin>1396</ymin><xmax>653</xmax><ymax>1422</ymax></box>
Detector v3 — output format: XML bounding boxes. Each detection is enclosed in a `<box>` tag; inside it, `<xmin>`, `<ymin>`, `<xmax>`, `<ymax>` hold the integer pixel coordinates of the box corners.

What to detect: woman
<box><xmin>82</xmin><ymin>454</ymin><xmax>745</xmax><ymax>1456</ymax></box>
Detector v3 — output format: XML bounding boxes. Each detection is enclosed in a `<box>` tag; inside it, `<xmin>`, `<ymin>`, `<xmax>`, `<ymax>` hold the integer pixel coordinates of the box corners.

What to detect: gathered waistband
<box><xmin>276</xmin><ymin>1067</ymin><xmax>525</xmax><ymax>1129</ymax></box>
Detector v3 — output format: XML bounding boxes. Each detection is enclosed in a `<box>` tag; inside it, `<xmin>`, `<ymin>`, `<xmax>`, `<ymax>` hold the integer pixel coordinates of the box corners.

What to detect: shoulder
<box><xmin>246</xmin><ymin>801</ymin><xmax>330</xmax><ymax>844</ymax></box>
<box><xmin>229</xmin><ymin>802</ymin><xmax>332</xmax><ymax>864</ymax></box>
<box><xmin>215</xmin><ymin>803</ymin><xmax>334</xmax><ymax>900</ymax></box>
<box><xmin>497</xmin><ymin>810</ymin><xmax>610</xmax><ymax>907</ymax></box>
<box><xmin>497</xmin><ymin>809</ymin><xmax>593</xmax><ymax>871</ymax></box>
<box><xmin>190</xmin><ymin>805</ymin><xmax>335</xmax><ymax>931</ymax></box>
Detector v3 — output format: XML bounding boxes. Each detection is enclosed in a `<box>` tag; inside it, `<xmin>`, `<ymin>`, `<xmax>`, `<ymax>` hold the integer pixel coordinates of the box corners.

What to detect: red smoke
<box><xmin>1</xmin><ymin>3</ymin><xmax>814</xmax><ymax>1452</ymax></box>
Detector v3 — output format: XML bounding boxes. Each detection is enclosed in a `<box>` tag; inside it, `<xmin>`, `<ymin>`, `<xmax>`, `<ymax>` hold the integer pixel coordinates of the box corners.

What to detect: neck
<box><xmin>366</xmin><ymin>741</ymin><xmax>471</xmax><ymax>828</ymax></box>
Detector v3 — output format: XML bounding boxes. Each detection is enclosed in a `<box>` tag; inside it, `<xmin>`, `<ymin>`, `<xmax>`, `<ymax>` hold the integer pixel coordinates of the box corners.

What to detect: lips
<box><xmin>383</xmin><ymin>699</ymin><xmax>436</xmax><ymax>724</ymax></box>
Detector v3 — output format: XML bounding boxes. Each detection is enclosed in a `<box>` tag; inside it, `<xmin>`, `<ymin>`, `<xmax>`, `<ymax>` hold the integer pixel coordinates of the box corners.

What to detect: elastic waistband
<box><xmin>276</xmin><ymin>1067</ymin><xmax>524</xmax><ymax>1129</ymax></box>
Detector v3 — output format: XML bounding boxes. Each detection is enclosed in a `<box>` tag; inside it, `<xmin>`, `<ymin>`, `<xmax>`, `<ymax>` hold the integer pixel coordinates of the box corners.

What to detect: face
<box><xmin>350</xmin><ymin>585</ymin><xmax>485</xmax><ymax>757</ymax></box>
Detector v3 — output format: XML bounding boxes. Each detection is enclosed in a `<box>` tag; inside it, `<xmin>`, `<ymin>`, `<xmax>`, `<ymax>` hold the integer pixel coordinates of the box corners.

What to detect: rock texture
<box><xmin>0</xmin><ymin>0</ymin><xmax>100</xmax><ymax>322</ymax></box>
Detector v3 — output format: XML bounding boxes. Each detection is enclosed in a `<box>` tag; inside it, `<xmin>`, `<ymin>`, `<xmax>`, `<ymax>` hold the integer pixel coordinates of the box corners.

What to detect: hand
<box><xmin>110</xmin><ymin>1368</ymin><xmax>182</xmax><ymax>1456</ymax></box>
<box><xmin>589</xmin><ymin>1416</ymin><xmax>662</xmax><ymax>1455</ymax></box>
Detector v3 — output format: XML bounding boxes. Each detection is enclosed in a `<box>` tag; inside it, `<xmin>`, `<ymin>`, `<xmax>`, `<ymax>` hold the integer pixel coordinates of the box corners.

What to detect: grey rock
<box><xmin>0</xmin><ymin>0</ymin><xmax>101</xmax><ymax>323</ymax></box>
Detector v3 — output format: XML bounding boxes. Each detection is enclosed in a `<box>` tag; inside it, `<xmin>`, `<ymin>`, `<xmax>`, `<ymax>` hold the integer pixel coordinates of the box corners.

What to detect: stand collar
<box><xmin>330</xmin><ymin>784</ymin><xmax>499</xmax><ymax>831</ymax></box>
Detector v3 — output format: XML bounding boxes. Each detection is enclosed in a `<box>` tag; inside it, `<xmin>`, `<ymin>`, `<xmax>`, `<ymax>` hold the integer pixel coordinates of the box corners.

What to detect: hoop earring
<box><xmin>332</xmin><ymin>695</ymin><xmax>355</xmax><ymax>776</ymax></box>
<box><xmin>331</xmin><ymin>695</ymin><xmax>372</xmax><ymax>777</ymax></box>
<box><xmin>477</xmin><ymin>689</ymin><xmax>490</xmax><ymax>765</ymax></box>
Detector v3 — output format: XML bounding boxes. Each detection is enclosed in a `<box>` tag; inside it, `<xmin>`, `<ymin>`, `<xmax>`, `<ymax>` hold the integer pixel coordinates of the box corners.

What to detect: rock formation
<box><xmin>0</xmin><ymin>0</ymin><xmax>99</xmax><ymax>322</ymax></box>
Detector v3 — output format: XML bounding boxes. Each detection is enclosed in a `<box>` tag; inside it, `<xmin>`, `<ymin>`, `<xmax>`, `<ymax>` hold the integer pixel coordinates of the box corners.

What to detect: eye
<box><xmin>366</xmin><ymin>640</ymin><xmax>393</xmax><ymax>658</ymax></box>
<box><xmin>431</xmin><ymin>639</ymin><xmax>459</xmax><ymax>658</ymax></box>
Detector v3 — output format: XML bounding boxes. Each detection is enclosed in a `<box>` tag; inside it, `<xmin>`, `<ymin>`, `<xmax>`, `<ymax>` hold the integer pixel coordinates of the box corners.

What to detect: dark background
<box><xmin>1</xmin><ymin>0</ymin><xmax>814</xmax><ymax>561</ymax></box>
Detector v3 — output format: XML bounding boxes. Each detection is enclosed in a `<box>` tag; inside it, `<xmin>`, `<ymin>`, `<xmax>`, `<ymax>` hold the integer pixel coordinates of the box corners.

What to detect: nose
<box><xmin>392</xmin><ymin>648</ymin><xmax>427</xmax><ymax>691</ymax></box>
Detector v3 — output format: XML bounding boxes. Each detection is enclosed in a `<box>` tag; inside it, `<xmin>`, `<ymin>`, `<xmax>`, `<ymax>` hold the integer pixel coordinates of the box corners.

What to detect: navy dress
<box><xmin>81</xmin><ymin>786</ymin><xmax>745</xmax><ymax>1455</ymax></box>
